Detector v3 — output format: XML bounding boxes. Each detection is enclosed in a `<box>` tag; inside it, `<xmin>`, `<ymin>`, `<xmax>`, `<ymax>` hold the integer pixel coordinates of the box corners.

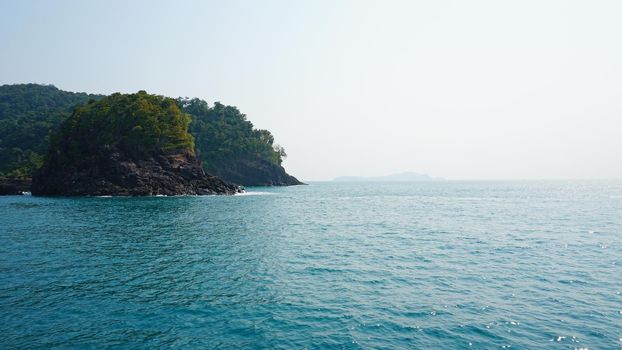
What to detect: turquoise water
<box><xmin>1</xmin><ymin>181</ymin><xmax>621</xmax><ymax>349</ymax></box>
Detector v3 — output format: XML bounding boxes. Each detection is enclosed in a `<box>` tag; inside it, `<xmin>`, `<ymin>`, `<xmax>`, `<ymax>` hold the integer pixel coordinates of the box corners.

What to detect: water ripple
<box><xmin>1</xmin><ymin>181</ymin><xmax>621</xmax><ymax>349</ymax></box>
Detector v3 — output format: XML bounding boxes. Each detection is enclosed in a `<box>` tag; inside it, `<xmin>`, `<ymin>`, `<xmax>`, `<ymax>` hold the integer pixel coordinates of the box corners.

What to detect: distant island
<box><xmin>0</xmin><ymin>84</ymin><xmax>301</xmax><ymax>195</ymax></box>
<box><xmin>334</xmin><ymin>172</ymin><xmax>443</xmax><ymax>182</ymax></box>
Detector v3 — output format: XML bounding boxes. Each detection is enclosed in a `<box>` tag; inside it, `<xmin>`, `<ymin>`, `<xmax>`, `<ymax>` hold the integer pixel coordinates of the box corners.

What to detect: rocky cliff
<box><xmin>182</xmin><ymin>98</ymin><xmax>302</xmax><ymax>187</ymax></box>
<box><xmin>206</xmin><ymin>158</ymin><xmax>302</xmax><ymax>186</ymax></box>
<box><xmin>32</xmin><ymin>149</ymin><xmax>239</xmax><ymax>196</ymax></box>
<box><xmin>0</xmin><ymin>178</ymin><xmax>32</xmax><ymax>195</ymax></box>
<box><xmin>31</xmin><ymin>91</ymin><xmax>241</xmax><ymax>196</ymax></box>
<box><xmin>1</xmin><ymin>85</ymin><xmax>301</xmax><ymax>187</ymax></box>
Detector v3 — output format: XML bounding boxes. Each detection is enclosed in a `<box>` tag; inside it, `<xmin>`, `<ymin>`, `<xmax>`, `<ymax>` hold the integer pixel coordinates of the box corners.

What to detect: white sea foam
<box><xmin>235</xmin><ymin>191</ymin><xmax>273</xmax><ymax>196</ymax></box>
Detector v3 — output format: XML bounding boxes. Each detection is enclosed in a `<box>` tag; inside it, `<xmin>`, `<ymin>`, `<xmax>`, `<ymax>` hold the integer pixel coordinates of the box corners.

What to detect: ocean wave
<box><xmin>235</xmin><ymin>191</ymin><xmax>273</xmax><ymax>196</ymax></box>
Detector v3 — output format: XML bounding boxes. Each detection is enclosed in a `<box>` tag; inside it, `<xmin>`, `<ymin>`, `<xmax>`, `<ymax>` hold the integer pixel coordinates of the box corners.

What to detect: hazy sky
<box><xmin>1</xmin><ymin>0</ymin><xmax>621</xmax><ymax>180</ymax></box>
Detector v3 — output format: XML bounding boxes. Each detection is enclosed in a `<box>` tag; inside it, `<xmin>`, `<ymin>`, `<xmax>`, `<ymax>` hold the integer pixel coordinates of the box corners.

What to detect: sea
<box><xmin>1</xmin><ymin>181</ymin><xmax>621</xmax><ymax>349</ymax></box>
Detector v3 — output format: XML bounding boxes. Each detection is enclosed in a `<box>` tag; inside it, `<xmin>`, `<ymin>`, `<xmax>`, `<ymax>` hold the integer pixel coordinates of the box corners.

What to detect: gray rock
<box><xmin>0</xmin><ymin>178</ymin><xmax>32</xmax><ymax>195</ymax></box>
<box><xmin>32</xmin><ymin>148</ymin><xmax>241</xmax><ymax>196</ymax></box>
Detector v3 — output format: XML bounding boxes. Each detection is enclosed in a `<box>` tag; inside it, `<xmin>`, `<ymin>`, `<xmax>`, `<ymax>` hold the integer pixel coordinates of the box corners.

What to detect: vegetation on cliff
<box><xmin>180</xmin><ymin>98</ymin><xmax>300</xmax><ymax>185</ymax></box>
<box><xmin>32</xmin><ymin>91</ymin><xmax>238</xmax><ymax>196</ymax></box>
<box><xmin>0</xmin><ymin>84</ymin><xmax>103</xmax><ymax>178</ymax></box>
<box><xmin>50</xmin><ymin>91</ymin><xmax>194</xmax><ymax>164</ymax></box>
<box><xmin>0</xmin><ymin>84</ymin><xmax>300</xmax><ymax>187</ymax></box>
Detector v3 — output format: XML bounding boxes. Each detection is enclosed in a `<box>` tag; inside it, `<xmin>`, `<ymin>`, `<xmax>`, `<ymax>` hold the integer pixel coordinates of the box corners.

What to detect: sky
<box><xmin>1</xmin><ymin>0</ymin><xmax>621</xmax><ymax>180</ymax></box>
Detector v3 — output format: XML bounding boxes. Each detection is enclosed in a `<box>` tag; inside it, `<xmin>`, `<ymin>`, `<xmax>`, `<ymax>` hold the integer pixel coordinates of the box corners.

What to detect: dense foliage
<box><xmin>48</xmin><ymin>92</ymin><xmax>194</xmax><ymax>165</ymax></box>
<box><xmin>0</xmin><ymin>84</ymin><xmax>294</xmax><ymax>185</ymax></box>
<box><xmin>0</xmin><ymin>84</ymin><xmax>103</xmax><ymax>178</ymax></box>
<box><xmin>180</xmin><ymin>98</ymin><xmax>286</xmax><ymax>171</ymax></box>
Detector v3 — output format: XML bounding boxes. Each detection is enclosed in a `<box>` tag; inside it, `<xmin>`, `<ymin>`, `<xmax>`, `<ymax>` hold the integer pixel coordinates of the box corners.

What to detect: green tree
<box><xmin>0</xmin><ymin>84</ymin><xmax>103</xmax><ymax>178</ymax></box>
<box><xmin>47</xmin><ymin>91</ymin><xmax>195</xmax><ymax>166</ymax></box>
<box><xmin>179</xmin><ymin>97</ymin><xmax>286</xmax><ymax>170</ymax></box>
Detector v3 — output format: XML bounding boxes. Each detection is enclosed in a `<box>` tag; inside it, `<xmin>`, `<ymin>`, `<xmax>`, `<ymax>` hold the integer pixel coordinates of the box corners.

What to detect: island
<box><xmin>31</xmin><ymin>91</ymin><xmax>240</xmax><ymax>196</ymax></box>
<box><xmin>0</xmin><ymin>84</ymin><xmax>301</xmax><ymax>195</ymax></box>
<box><xmin>334</xmin><ymin>172</ymin><xmax>444</xmax><ymax>182</ymax></box>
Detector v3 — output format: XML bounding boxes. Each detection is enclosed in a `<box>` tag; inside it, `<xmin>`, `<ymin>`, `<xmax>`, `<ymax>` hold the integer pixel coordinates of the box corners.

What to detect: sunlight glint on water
<box><xmin>1</xmin><ymin>181</ymin><xmax>621</xmax><ymax>349</ymax></box>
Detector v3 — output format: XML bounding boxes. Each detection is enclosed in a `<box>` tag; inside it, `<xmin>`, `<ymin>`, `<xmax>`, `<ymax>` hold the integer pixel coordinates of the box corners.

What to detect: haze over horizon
<box><xmin>2</xmin><ymin>0</ymin><xmax>621</xmax><ymax>181</ymax></box>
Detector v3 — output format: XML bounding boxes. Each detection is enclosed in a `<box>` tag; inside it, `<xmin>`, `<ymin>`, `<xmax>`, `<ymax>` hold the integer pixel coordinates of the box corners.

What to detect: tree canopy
<box><xmin>0</xmin><ymin>84</ymin><xmax>103</xmax><ymax>178</ymax></box>
<box><xmin>180</xmin><ymin>98</ymin><xmax>286</xmax><ymax>171</ymax></box>
<box><xmin>0</xmin><ymin>84</ymin><xmax>294</xmax><ymax>185</ymax></box>
<box><xmin>48</xmin><ymin>91</ymin><xmax>195</xmax><ymax>165</ymax></box>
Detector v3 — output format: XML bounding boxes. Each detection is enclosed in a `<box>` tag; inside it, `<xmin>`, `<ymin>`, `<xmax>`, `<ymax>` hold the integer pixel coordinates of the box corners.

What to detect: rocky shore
<box><xmin>207</xmin><ymin>158</ymin><xmax>303</xmax><ymax>187</ymax></box>
<box><xmin>0</xmin><ymin>178</ymin><xmax>32</xmax><ymax>195</ymax></box>
<box><xmin>32</xmin><ymin>149</ymin><xmax>241</xmax><ymax>196</ymax></box>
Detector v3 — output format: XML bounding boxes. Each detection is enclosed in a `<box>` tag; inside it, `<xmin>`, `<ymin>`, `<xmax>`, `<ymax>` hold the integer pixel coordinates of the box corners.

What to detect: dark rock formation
<box><xmin>207</xmin><ymin>158</ymin><xmax>303</xmax><ymax>186</ymax></box>
<box><xmin>32</xmin><ymin>148</ymin><xmax>241</xmax><ymax>196</ymax></box>
<box><xmin>31</xmin><ymin>92</ymin><xmax>242</xmax><ymax>196</ymax></box>
<box><xmin>0</xmin><ymin>178</ymin><xmax>32</xmax><ymax>195</ymax></box>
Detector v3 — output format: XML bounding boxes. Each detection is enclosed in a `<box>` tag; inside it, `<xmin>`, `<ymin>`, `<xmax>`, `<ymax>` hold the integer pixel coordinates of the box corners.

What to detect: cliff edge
<box><xmin>32</xmin><ymin>91</ymin><xmax>240</xmax><ymax>196</ymax></box>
